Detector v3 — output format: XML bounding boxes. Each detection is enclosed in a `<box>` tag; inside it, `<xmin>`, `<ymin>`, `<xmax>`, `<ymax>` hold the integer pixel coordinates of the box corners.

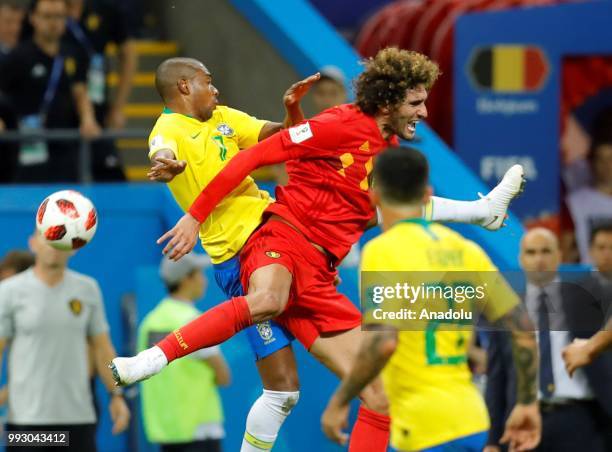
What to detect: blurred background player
<box><xmin>485</xmin><ymin>228</ymin><xmax>612</xmax><ymax>452</ymax></box>
<box><xmin>321</xmin><ymin>147</ymin><xmax>541</xmax><ymax>452</ymax></box>
<box><xmin>0</xmin><ymin>0</ymin><xmax>101</xmax><ymax>183</ymax></box>
<box><xmin>0</xmin><ymin>0</ymin><xmax>25</xmax><ymax>182</ymax></box>
<box><xmin>0</xmin><ymin>248</ymin><xmax>34</xmax><ymax>406</ymax></box>
<box><xmin>0</xmin><ymin>249</ymin><xmax>34</xmax><ymax>280</ymax></box>
<box><xmin>139</xmin><ymin>254</ymin><xmax>230</xmax><ymax>452</ymax></box>
<box><xmin>0</xmin><ymin>231</ymin><xmax>130</xmax><ymax>451</ymax></box>
<box><xmin>143</xmin><ymin>57</ymin><xmax>316</xmax><ymax>452</ymax></box>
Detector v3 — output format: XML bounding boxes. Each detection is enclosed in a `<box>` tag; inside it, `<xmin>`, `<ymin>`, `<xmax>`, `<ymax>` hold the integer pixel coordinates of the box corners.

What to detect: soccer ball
<box><xmin>36</xmin><ymin>190</ymin><xmax>98</xmax><ymax>251</ymax></box>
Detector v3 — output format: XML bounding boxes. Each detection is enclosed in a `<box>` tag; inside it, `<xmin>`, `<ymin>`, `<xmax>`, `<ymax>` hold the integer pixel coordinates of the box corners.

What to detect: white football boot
<box><xmin>109</xmin><ymin>346</ymin><xmax>168</xmax><ymax>386</ymax></box>
<box><xmin>479</xmin><ymin>164</ymin><xmax>526</xmax><ymax>231</ymax></box>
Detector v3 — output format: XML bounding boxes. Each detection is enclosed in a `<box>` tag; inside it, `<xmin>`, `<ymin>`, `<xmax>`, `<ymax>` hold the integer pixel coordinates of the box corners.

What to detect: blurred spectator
<box><xmin>0</xmin><ymin>0</ymin><xmax>25</xmax><ymax>60</ymax></box>
<box><xmin>0</xmin><ymin>0</ymin><xmax>101</xmax><ymax>183</ymax></box>
<box><xmin>0</xmin><ymin>92</ymin><xmax>20</xmax><ymax>183</ymax></box>
<box><xmin>139</xmin><ymin>254</ymin><xmax>230</xmax><ymax>452</ymax></box>
<box><xmin>485</xmin><ymin>228</ymin><xmax>612</xmax><ymax>452</ymax></box>
<box><xmin>64</xmin><ymin>0</ymin><xmax>138</xmax><ymax>181</ymax></box>
<box><xmin>0</xmin><ymin>231</ymin><xmax>130</xmax><ymax>451</ymax></box>
<box><xmin>566</xmin><ymin>136</ymin><xmax>612</xmax><ymax>264</ymax></box>
<box><xmin>0</xmin><ymin>0</ymin><xmax>24</xmax><ymax>182</ymax></box>
<box><xmin>311</xmin><ymin>66</ymin><xmax>347</xmax><ymax>114</ymax></box>
<box><xmin>0</xmin><ymin>249</ymin><xmax>35</xmax><ymax>280</ymax></box>
<box><xmin>590</xmin><ymin>223</ymin><xmax>612</xmax><ymax>284</ymax></box>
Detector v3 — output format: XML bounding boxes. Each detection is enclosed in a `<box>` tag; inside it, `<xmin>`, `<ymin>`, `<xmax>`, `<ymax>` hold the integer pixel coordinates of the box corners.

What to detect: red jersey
<box><xmin>189</xmin><ymin>104</ymin><xmax>398</xmax><ymax>262</ymax></box>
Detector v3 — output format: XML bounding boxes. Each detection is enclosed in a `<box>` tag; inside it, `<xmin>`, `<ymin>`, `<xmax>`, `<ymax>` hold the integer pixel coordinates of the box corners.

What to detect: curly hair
<box><xmin>355</xmin><ymin>48</ymin><xmax>440</xmax><ymax>115</ymax></box>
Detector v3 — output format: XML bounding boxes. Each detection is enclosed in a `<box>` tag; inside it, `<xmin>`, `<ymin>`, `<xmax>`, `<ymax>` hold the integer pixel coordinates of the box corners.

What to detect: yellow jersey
<box><xmin>148</xmin><ymin>106</ymin><xmax>271</xmax><ymax>263</ymax></box>
<box><xmin>361</xmin><ymin>218</ymin><xmax>519</xmax><ymax>451</ymax></box>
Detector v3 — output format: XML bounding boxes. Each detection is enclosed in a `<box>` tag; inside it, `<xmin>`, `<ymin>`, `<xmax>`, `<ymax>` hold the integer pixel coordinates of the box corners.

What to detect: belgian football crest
<box><xmin>216</xmin><ymin>124</ymin><xmax>234</xmax><ymax>137</ymax></box>
<box><xmin>68</xmin><ymin>299</ymin><xmax>83</xmax><ymax>316</ymax></box>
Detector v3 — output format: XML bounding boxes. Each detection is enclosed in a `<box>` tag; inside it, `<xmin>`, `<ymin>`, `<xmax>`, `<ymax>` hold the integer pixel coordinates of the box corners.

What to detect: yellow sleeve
<box><xmin>466</xmin><ymin>241</ymin><xmax>520</xmax><ymax>322</ymax></box>
<box><xmin>148</xmin><ymin>123</ymin><xmax>179</xmax><ymax>160</ymax></box>
<box><xmin>221</xmin><ymin>107</ymin><xmax>268</xmax><ymax>149</ymax></box>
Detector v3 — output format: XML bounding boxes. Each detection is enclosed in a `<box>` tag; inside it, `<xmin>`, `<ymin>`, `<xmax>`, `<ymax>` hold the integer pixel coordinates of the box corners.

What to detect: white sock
<box><xmin>240</xmin><ymin>390</ymin><xmax>300</xmax><ymax>451</ymax></box>
<box><xmin>424</xmin><ymin>196</ymin><xmax>489</xmax><ymax>224</ymax></box>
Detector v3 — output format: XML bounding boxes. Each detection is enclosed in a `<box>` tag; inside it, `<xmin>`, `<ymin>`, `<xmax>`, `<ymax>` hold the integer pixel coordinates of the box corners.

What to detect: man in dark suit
<box><xmin>485</xmin><ymin>227</ymin><xmax>612</xmax><ymax>452</ymax></box>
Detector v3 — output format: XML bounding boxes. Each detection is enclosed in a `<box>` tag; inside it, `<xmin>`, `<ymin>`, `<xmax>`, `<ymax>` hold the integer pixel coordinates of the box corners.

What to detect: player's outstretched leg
<box><xmin>110</xmin><ymin>264</ymin><xmax>293</xmax><ymax>385</ymax></box>
<box><xmin>309</xmin><ymin>328</ymin><xmax>391</xmax><ymax>452</ymax></box>
<box><xmin>424</xmin><ymin>164</ymin><xmax>526</xmax><ymax>230</ymax></box>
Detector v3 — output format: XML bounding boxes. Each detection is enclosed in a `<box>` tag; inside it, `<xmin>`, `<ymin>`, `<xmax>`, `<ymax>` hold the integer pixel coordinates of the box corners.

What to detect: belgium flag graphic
<box><xmin>470</xmin><ymin>45</ymin><xmax>549</xmax><ymax>92</ymax></box>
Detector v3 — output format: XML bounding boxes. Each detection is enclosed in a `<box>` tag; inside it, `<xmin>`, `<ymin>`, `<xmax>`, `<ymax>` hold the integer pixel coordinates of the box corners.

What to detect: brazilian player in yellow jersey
<box><xmin>148</xmin><ymin>58</ymin><xmax>317</xmax><ymax>263</ymax></box>
<box><xmin>149</xmin><ymin>104</ymin><xmax>270</xmax><ymax>263</ymax></box>
<box><xmin>145</xmin><ymin>57</ymin><xmax>319</xmax><ymax>452</ymax></box>
<box><xmin>322</xmin><ymin>147</ymin><xmax>542</xmax><ymax>452</ymax></box>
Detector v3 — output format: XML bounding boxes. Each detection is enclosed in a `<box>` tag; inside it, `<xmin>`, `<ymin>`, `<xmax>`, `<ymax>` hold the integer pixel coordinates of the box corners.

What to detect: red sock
<box><xmin>157</xmin><ymin>296</ymin><xmax>252</xmax><ymax>362</ymax></box>
<box><xmin>349</xmin><ymin>406</ymin><xmax>390</xmax><ymax>452</ymax></box>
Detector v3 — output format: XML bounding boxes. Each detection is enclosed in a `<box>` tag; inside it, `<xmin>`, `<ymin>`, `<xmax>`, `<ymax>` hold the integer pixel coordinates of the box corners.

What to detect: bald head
<box><xmin>521</xmin><ymin>228</ymin><xmax>558</xmax><ymax>251</ymax></box>
<box><xmin>155</xmin><ymin>57</ymin><xmax>208</xmax><ymax>102</ymax></box>
<box><xmin>520</xmin><ymin>227</ymin><xmax>561</xmax><ymax>285</ymax></box>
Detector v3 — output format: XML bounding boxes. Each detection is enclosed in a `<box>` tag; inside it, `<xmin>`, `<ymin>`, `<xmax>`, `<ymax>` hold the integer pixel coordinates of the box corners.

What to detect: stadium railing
<box><xmin>0</xmin><ymin>128</ymin><xmax>150</xmax><ymax>183</ymax></box>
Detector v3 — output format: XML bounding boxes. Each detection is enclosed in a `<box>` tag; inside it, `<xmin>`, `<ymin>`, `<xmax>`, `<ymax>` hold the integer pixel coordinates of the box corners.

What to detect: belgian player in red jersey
<box><xmin>112</xmin><ymin>48</ymin><xmax>525</xmax><ymax>450</ymax></box>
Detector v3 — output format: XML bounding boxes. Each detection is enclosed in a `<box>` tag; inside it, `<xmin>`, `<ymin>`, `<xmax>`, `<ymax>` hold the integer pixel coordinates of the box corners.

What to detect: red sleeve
<box><xmin>188</xmin><ymin>115</ymin><xmax>342</xmax><ymax>223</ymax></box>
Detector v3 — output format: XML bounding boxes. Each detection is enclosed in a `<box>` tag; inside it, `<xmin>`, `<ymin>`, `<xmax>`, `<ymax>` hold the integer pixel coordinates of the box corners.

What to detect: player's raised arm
<box><xmin>257</xmin><ymin>73</ymin><xmax>321</xmax><ymax>141</ymax></box>
<box><xmin>281</xmin><ymin>73</ymin><xmax>320</xmax><ymax>129</ymax></box>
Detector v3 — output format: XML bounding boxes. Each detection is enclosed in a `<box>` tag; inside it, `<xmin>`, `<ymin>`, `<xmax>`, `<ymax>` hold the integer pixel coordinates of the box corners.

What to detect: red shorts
<box><xmin>239</xmin><ymin>220</ymin><xmax>362</xmax><ymax>349</ymax></box>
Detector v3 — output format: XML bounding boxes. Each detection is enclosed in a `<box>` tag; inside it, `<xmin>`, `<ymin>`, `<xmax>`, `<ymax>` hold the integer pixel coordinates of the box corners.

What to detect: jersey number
<box><xmin>213</xmin><ymin>136</ymin><xmax>228</xmax><ymax>161</ymax></box>
<box><xmin>337</xmin><ymin>153</ymin><xmax>373</xmax><ymax>191</ymax></box>
<box><xmin>425</xmin><ymin>294</ymin><xmax>473</xmax><ymax>366</ymax></box>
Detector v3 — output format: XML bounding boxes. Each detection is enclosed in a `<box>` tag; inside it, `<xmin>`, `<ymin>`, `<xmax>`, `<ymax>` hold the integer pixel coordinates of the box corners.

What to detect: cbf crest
<box><xmin>216</xmin><ymin>124</ymin><xmax>234</xmax><ymax>137</ymax></box>
<box><xmin>256</xmin><ymin>321</ymin><xmax>276</xmax><ymax>345</ymax></box>
<box><xmin>69</xmin><ymin>298</ymin><xmax>83</xmax><ymax>316</ymax></box>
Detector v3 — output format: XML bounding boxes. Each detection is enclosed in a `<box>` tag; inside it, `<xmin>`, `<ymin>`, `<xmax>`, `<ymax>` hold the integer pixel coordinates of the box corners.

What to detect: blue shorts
<box><xmin>390</xmin><ymin>431</ymin><xmax>487</xmax><ymax>452</ymax></box>
<box><xmin>213</xmin><ymin>255</ymin><xmax>294</xmax><ymax>360</ymax></box>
